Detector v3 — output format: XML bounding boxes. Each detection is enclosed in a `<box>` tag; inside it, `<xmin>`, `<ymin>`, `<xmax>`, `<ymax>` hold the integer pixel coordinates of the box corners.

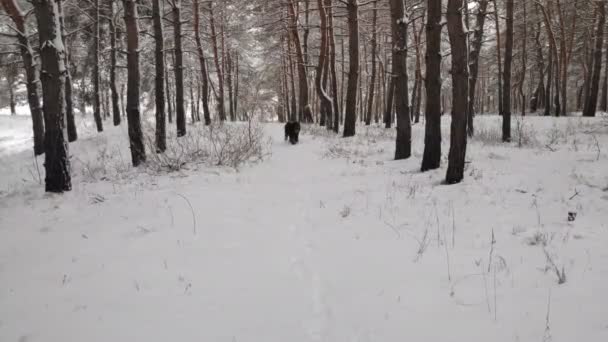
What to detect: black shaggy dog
<box><xmin>284</xmin><ymin>122</ymin><xmax>301</xmax><ymax>145</ymax></box>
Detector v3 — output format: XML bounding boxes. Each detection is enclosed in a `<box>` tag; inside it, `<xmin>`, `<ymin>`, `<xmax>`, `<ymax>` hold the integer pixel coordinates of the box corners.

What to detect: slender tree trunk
<box><xmin>172</xmin><ymin>0</ymin><xmax>186</xmax><ymax>136</ymax></box>
<box><xmin>365</xmin><ymin>1</ymin><xmax>378</xmax><ymax>126</ymax></box>
<box><xmin>421</xmin><ymin>0</ymin><xmax>442</xmax><ymax>171</ymax></box>
<box><xmin>57</xmin><ymin>0</ymin><xmax>76</xmax><ymax>142</ymax></box>
<box><xmin>446</xmin><ymin>0</ymin><xmax>469</xmax><ymax>184</ymax></box>
<box><xmin>584</xmin><ymin>2</ymin><xmax>605</xmax><ymax>117</ymax></box>
<box><xmin>287</xmin><ymin>0</ymin><xmax>312</xmax><ymax>123</ymax></box>
<box><xmin>494</xmin><ymin>0</ymin><xmax>503</xmax><ymax>115</ymax></box>
<box><xmin>234</xmin><ymin>52</ymin><xmax>239</xmax><ymax>120</ymax></box>
<box><xmin>209</xmin><ymin>2</ymin><xmax>226</xmax><ymax>121</ymax></box>
<box><xmin>315</xmin><ymin>0</ymin><xmax>333</xmax><ymax>130</ymax></box>
<box><xmin>152</xmin><ymin>0</ymin><xmax>166</xmax><ymax>151</ymax></box>
<box><xmin>519</xmin><ymin>0</ymin><xmax>527</xmax><ymax>117</ymax></box>
<box><xmin>123</xmin><ymin>0</ymin><xmax>146</xmax><ymax>166</ymax></box>
<box><xmin>33</xmin><ymin>0</ymin><xmax>72</xmax><ymax>192</ymax></box>
<box><xmin>109</xmin><ymin>0</ymin><xmax>121</xmax><ymax>127</ymax></box>
<box><xmin>287</xmin><ymin>33</ymin><xmax>298</xmax><ymax>121</ymax></box>
<box><xmin>389</xmin><ymin>0</ymin><xmax>410</xmax><ymax>158</ymax></box>
<box><xmin>343</xmin><ymin>0</ymin><xmax>359</xmax><ymax>137</ymax></box>
<box><xmin>93</xmin><ymin>0</ymin><xmax>103</xmax><ymax>132</ymax></box>
<box><xmin>502</xmin><ymin>0</ymin><xmax>514</xmax><ymax>142</ymax></box>
<box><xmin>468</xmin><ymin>0</ymin><xmax>488</xmax><ymax>136</ymax></box>
<box><xmin>1</xmin><ymin>0</ymin><xmax>45</xmax><ymax>155</ymax></box>
<box><xmin>193</xmin><ymin>0</ymin><xmax>211</xmax><ymax>125</ymax></box>
<box><xmin>327</xmin><ymin>0</ymin><xmax>339</xmax><ymax>133</ymax></box>
<box><xmin>384</xmin><ymin>78</ymin><xmax>395</xmax><ymax>128</ymax></box>
<box><xmin>601</xmin><ymin>31</ymin><xmax>608</xmax><ymax>112</ymax></box>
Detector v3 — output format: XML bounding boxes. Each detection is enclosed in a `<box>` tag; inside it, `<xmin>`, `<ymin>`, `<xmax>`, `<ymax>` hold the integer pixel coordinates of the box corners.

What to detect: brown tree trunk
<box><xmin>583</xmin><ymin>2</ymin><xmax>605</xmax><ymax>117</ymax></box>
<box><xmin>109</xmin><ymin>0</ymin><xmax>121</xmax><ymax>127</ymax></box>
<box><xmin>502</xmin><ymin>0</ymin><xmax>514</xmax><ymax>142</ymax></box>
<box><xmin>519</xmin><ymin>0</ymin><xmax>527</xmax><ymax>117</ymax></box>
<box><xmin>494</xmin><ymin>0</ymin><xmax>503</xmax><ymax>115</ymax></box>
<box><xmin>286</xmin><ymin>33</ymin><xmax>298</xmax><ymax>121</ymax></box>
<box><xmin>601</xmin><ymin>31</ymin><xmax>608</xmax><ymax>112</ymax></box>
<box><xmin>365</xmin><ymin>1</ymin><xmax>378</xmax><ymax>126</ymax></box>
<box><xmin>446</xmin><ymin>0</ymin><xmax>469</xmax><ymax>184</ymax></box>
<box><xmin>327</xmin><ymin>0</ymin><xmax>339</xmax><ymax>133</ymax></box>
<box><xmin>172</xmin><ymin>0</ymin><xmax>186</xmax><ymax>136</ymax></box>
<box><xmin>123</xmin><ymin>0</ymin><xmax>146</xmax><ymax>166</ymax></box>
<box><xmin>93</xmin><ymin>0</ymin><xmax>103</xmax><ymax>132</ymax></box>
<box><xmin>343</xmin><ymin>0</ymin><xmax>359</xmax><ymax>137</ymax></box>
<box><xmin>421</xmin><ymin>0</ymin><xmax>442</xmax><ymax>171</ymax></box>
<box><xmin>1</xmin><ymin>0</ymin><xmax>45</xmax><ymax>155</ymax></box>
<box><xmin>152</xmin><ymin>0</ymin><xmax>166</xmax><ymax>151</ymax></box>
<box><xmin>33</xmin><ymin>0</ymin><xmax>72</xmax><ymax>192</ymax></box>
<box><xmin>389</xmin><ymin>0</ymin><xmax>410</xmax><ymax>159</ymax></box>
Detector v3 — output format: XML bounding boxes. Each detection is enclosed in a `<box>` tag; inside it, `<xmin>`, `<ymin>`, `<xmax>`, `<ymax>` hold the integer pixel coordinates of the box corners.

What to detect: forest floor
<box><xmin>1</xmin><ymin>112</ymin><xmax>608</xmax><ymax>342</ymax></box>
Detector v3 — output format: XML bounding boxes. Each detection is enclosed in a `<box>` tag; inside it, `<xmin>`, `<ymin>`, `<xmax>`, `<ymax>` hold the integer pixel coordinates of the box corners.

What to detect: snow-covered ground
<box><xmin>1</xmin><ymin>112</ymin><xmax>607</xmax><ymax>341</ymax></box>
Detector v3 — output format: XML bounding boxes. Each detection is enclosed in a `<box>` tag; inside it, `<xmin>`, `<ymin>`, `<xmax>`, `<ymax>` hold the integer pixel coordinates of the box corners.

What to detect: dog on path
<box><xmin>284</xmin><ymin>122</ymin><xmax>301</xmax><ymax>145</ymax></box>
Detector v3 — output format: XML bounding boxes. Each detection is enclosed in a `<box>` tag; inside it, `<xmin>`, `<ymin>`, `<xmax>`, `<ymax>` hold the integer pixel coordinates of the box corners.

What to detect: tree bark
<box><xmin>446</xmin><ymin>0</ymin><xmax>469</xmax><ymax>184</ymax></box>
<box><xmin>502</xmin><ymin>0</ymin><xmax>514</xmax><ymax>142</ymax></box>
<box><xmin>109</xmin><ymin>0</ymin><xmax>121</xmax><ymax>127</ymax></box>
<box><xmin>287</xmin><ymin>0</ymin><xmax>313</xmax><ymax>123</ymax></box>
<box><xmin>93</xmin><ymin>0</ymin><xmax>103</xmax><ymax>132</ymax></box>
<box><xmin>172</xmin><ymin>0</ymin><xmax>186</xmax><ymax>136</ymax></box>
<box><xmin>151</xmin><ymin>0</ymin><xmax>166</xmax><ymax>151</ymax></box>
<box><xmin>583</xmin><ymin>1</ymin><xmax>605</xmax><ymax>117</ymax></box>
<box><xmin>193</xmin><ymin>0</ymin><xmax>211</xmax><ymax>125</ymax></box>
<box><xmin>389</xmin><ymin>0</ymin><xmax>411</xmax><ymax>159</ymax></box>
<box><xmin>33</xmin><ymin>0</ymin><xmax>72</xmax><ymax>192</ymax></box>
<box><xmin>421</xmin><ymin>0</ymin><xmax>442</xmax><ymax>171</ymax></box>
<box><xmin>327</xmin><ymin>0</ymin><xmax>339</xmax><ymax>133</ymax></box>
<box><xmin>57</xmin><ymin>0</ymin><xmax>76</xmax><ymax>142</ymax></box>
<box><xmin>365</xmin><ymin>1</ymin><xmax>378</xmax><ymax>126</ymax></box>
<box><xmin>209</xmin><ymin>2</ymin><xmax>226</xmax><ymax>121</ymax></box>
<box><xmin>315</xmin><ymin>0</ymin><xmax>333</xmax><ymax>130</ymax></box>
<box><xmin>123</xmin><ymin>0</ymin><xmax>146</xmax><ymax>166</ymax></box>
<box><xmin>343</xmin><ymin>0</ymin><xmax>359</xmax><ymax>137</ymax></box>
<box><xmin>468</xmin><ymin>0</ymin><xmax>488</xmax><ymax>136</ymax></box>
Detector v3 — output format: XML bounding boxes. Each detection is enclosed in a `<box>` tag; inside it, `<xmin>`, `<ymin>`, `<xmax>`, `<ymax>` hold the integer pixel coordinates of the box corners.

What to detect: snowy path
<box><xmin>1</xmin><ymin>120</ymin><xmax>608</xmax><ymax>341</ymax></box>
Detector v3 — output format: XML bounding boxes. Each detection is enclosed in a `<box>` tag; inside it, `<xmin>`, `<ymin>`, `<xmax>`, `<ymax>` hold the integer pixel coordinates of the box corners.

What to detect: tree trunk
<box><xmin>33</xmin><ymin>0</ymin><xmax>71</xmax><ymax>192</ymax></box>
<box><xmin>343</xmin><ymin>0</ymin><xmax>359</xmax><ymax>137</ymax></box>
<box><xmin>327</xmin><ymin>0</ymin><xmax>339</xmax><ymax>133</ymax></box>
<box><xmin>93</xmin><ymin>0</ymin><xmax>103</xmax><ymax>132</ymax></box>
<box><xmin>389</xmin><ymin>0</ymin><xmax>410</xmax><ymax>159</ymax></box>
<box><xmin>494</xmin><ymin>0</ymin><xmax>503</xmax><ymax>115</ymax></box>
<box><xmin>365</xmin><ymin>2</ymin><xmax>378</xmax><ymax>126</ymax></box>
<box><xmin>57</xmin><ymin>0</ymin><xmax>76</xmax><ymax>142</ymax></box>
<box><xmin>193</xmin><ymin>0</ymin><xmax>211</xmax><ymax>125</ymax></box>
<box><xmin>384</xmin><ymin>78</ymin><xmax>394</xmax><ymax>128</ymax></box>
<box><xmin>468</xmin><ymin>0</ymin><xmax>488</xmax><ymax>136</ymax></box>
<box><xmin>583</xmin><ymin>2</ymin><xmax>605</xmax><ymax>117</ymax></box>
<box><xmin>601</xmin><ymin>31</ymin><xmax>608</xmax><ymax>112</ymax></box>
<box><xmin>172</xmin><ymin>0</ymin><xmax>186</xmax><ymax>136</ymax></box>
<box><xmin>109</xmin><ymin>0</ymin><xmax>121</xmax><ymax>127</ymax></box>
<box><xmin>502</xmin><ymin>0</ymin><xmax>514</xmax><ymax>142</ymax></box>
<box><xmin>446</xmin><ymin>0</ymin><xmax>469</xmax><ymax>184</ymax></box>
<box><xmin>315</xmin><ymin>0</ymin><xmax>333</xmax><ymax>130</ymax></box>
<box><xmin>123</xmin><ymin>0</ymin><xmax>146</xmax><ymax>166</ymax></box>
<box><xmin>210</xmin><ymin>2</ymin><xmax>226</xmax><ymax>121</ymax></box>
<box><xmin>519</xmin><ymin>0</ymin><xmax>527</xmax><ymax>117</ymax></box>
<box><xmin>152</xmin><ymin>0</ymin><xmax>166</xmax><ymax>151</ymax></box>
<box><xmin>421</xmin><ymin>0</ymin><xmax>442</xmax><ymax>171</ymax></box>
<box><xmin>287</xmin><ymin>0</ymin><xmax>312</xmax><ymax>123</ymax></box>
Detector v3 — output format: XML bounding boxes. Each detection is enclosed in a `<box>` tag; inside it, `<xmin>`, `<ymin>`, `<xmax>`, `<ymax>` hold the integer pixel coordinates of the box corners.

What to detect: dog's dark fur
<box><xmin>284</xmin><ymin>122</ymin><xmax>301</xmax><ymax>145</ymax></box>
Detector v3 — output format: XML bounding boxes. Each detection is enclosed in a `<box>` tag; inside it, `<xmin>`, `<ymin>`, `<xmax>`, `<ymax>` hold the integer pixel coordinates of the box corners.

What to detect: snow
<box><xmin>1</xmin><ymin>112</ymin><xmax>608</xmax><ymax>341</ymax></box>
